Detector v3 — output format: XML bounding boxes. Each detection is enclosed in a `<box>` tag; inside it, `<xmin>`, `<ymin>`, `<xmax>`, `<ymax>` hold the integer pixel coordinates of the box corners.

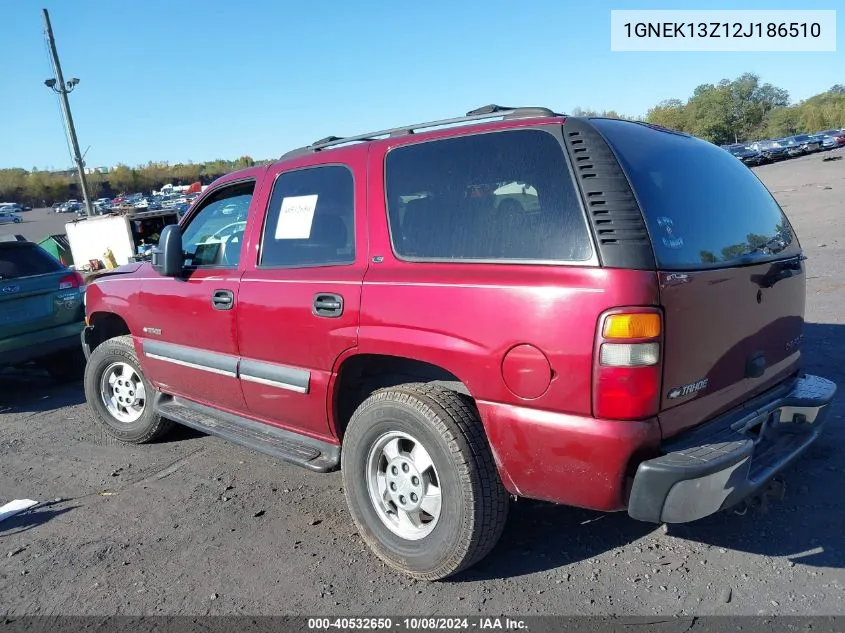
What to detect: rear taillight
<box><xmin>593</xmin><ymin>308</ymin><xmax>663</xmax><ymax>421</ymax></box>
<box><xmin>59</xmin><ymin>271</ymin><xmax>84</xmax><ymax>290</ymax></box>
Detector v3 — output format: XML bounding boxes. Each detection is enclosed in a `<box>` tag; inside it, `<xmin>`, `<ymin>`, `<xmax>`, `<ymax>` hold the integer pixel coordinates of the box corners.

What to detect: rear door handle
<box><xmin>212</xmin><ymin>289</ymin><xmax>234</xmax><ymax>310</ymax></box>
<box><xmin>313</xmin><ymin>293</ymin><xmax>343</xmax><ymax>318</ymax></box>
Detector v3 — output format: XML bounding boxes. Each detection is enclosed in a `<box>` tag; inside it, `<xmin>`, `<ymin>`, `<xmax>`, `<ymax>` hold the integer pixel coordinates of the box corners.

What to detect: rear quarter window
<box><xmin>0</xmin><ymin>244</ymin><xmax>63</xmax><ymax>280</ymax></box>
<box><xmin>384</xmin><ymin>128</ymin><xmax>593</xmax><ymax>263</ymax></box>
<box><xmin>591</xmin><ymin>119</ymin><xmax>801</xmax><ymax>271</ymax></box>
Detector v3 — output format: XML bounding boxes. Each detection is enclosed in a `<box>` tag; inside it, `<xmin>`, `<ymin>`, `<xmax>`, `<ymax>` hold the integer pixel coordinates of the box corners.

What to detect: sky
<box><xmin>1</xmin><ymin>0</ymin><xmax>842</xmax><ymax>170</ymax></box>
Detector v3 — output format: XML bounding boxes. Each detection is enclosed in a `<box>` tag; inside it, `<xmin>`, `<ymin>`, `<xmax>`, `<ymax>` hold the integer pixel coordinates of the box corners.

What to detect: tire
<box><xmin>83</xmin><ymin>335</ymin><xmax>173</xmax><ymax>443</ymax></box>
<box><xmin>41</xmin><ymin>347</ymin><xmax>86</xmax><ymax>383</ymax></box>
<box><xmin>341</xmin><ymin>383</ymin><xmax>509</xmax><ymax>580</ymax></box>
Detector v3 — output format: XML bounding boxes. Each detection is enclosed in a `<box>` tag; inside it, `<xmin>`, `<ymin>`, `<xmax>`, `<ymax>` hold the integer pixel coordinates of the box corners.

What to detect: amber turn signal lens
<box><xmin>602</xmin><ymin>313</ymin><xmax>661</xmax><ymax>339</ymax></box>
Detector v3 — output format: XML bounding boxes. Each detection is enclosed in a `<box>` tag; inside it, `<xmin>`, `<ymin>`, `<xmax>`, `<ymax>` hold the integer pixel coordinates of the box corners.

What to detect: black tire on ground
<box><xmin>41</xmin><ymin>347</ymin><xmax>86</xmax><ymax>383</ymax></box>
<box><xmin>83</xmin><ymin>335</ymin><xmax>173</xmax><ymax>444</ymax></box>
<box><xmin>341</xmin><ymin>383</ymin><xmax>509</xmax><ymax>580</ymax></box>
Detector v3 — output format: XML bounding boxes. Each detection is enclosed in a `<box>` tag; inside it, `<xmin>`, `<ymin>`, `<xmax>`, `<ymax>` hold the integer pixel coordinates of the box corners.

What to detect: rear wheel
<box><xmin>341</xmin><ymin>383</ymin><xmax>509</xmax><ymax>580</ymax></box>
<box><xmin>84</xmin><ymin>335</ymin><xmax>173</xmax><ymax>443</ymax></box>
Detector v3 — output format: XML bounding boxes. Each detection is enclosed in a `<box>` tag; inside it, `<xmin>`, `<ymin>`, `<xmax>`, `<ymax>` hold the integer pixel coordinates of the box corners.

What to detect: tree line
<box><xmin>563</xmin><ymin>74</ymin><xmax>843</xmax><ymax>147</ymax></box>
<box><xmin>0</xmin><ymin>156</ymin><xmax>266</xmax><ymax>207</ymax></box>
<box><xmin>644</xmin><ymin>74</ymin><xmax>845</xmax><ymax>145</ymax></box>
<box><xmin>3</xmin><ymin>73</ymin><xmax>845</xmax><ymax>206</ymax></box>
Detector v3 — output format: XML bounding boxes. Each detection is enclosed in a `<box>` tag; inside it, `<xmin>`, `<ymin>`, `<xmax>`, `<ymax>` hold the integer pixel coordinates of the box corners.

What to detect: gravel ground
<box><xmin>1</xmin><ymin>149</ymin><xmax>844</xmax><ymax>617</ymax></box>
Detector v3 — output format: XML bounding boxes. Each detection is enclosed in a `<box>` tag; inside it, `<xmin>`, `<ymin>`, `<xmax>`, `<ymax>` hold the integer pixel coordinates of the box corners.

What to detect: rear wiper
<box><xmin>755</xmin><ymin>255</ymin><xmax>806</xmax><ymax>288</ymax></box>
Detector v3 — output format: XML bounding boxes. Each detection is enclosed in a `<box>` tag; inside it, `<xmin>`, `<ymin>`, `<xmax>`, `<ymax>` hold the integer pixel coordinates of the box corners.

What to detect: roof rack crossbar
<box><xmin>280</xmin><ymin>105</ymin><xmax>560</xmax><ymax>158</ymax></box>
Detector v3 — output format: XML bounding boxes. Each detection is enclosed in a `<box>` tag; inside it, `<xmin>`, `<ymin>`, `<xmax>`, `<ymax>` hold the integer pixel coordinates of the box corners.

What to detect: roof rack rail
<box><xmin>279</xmin><ymin>104</ymin><xmax>560</xmax><ymax>159</ymax></box>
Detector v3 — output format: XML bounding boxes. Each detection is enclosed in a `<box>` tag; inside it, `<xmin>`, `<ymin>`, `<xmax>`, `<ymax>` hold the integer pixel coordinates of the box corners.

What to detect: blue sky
<box><xmin>1</xmin><ymin>0</ymin><xmax>841</xmax><ymax>170</ymax></box>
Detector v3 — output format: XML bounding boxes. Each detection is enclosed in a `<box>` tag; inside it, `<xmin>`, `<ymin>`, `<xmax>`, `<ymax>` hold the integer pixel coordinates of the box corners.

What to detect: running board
<box><xmin>154</xmin><ymin>395</ymin><xmax>339</xmax><ymax>472</ymax></box>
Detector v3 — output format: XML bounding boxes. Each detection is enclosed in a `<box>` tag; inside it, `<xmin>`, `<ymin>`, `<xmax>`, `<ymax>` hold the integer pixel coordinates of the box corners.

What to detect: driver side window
<box><xmin>180</xmin><ymin>181</ymin><xmax>254</xmax><ymax>269</ymax></box>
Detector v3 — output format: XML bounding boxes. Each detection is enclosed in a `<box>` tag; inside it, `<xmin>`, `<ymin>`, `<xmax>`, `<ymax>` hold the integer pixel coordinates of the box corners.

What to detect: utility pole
<box><xmin>42</xmin><ymin>8</ymin><xmax>94</xmax><ymax>217</ymax></box>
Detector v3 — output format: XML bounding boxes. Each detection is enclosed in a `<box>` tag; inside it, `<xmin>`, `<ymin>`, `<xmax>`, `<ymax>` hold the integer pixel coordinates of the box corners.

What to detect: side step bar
<box><xmin>154</xmin><ymin>395</ymin><xmax>340</xmax><ymax>472</ymax></box>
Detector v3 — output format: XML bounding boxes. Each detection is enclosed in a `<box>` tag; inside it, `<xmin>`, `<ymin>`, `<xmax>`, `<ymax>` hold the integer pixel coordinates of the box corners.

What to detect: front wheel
<box><xmin>341</xmin><ymin>383</ymin><xmax>509</xmax><ymax>580</ymax></box>
<box><xmin>84</xmin><ymin>335</ymin><xmax>173</xmax><ymax>443</ymax></box>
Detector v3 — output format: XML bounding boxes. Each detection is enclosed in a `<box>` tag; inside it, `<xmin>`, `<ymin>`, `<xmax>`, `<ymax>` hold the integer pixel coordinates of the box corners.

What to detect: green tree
<box><xmin>765</xmin><ymin>106</ymin><xmax>801</xmax><ymax>137</ymax></box>
<box><xmin>109</xmin><ymin>164</ymin><xmax>137</xmax><ymax>194</ymax></box>
<box><xmin>646</xmin><ymin>98</ymin><xmax>687</xmax><ymax>132</ymax></box>
<box><xmin>686</xmin><ymin>82</ymin><xmax>735</xmax><ymax>144</ymax></box>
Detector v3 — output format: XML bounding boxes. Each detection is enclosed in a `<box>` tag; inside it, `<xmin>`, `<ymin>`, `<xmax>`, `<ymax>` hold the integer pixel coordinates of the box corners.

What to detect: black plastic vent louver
<box><xmin>562</xmin><ymin>118</ymin><xmax>655</xmax><ymax>270</ymax></box>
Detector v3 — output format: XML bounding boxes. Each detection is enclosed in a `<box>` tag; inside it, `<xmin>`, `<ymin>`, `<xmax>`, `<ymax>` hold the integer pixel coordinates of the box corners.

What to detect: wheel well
<box><xmin>334</xmin><ymin>354</ymin><xmax>471</xmax><ymax>440</ymax></box>
<box><xmin>89</xmin><ymin>312</ymin><xmax>131</xmax><ymax>352</ymax></box>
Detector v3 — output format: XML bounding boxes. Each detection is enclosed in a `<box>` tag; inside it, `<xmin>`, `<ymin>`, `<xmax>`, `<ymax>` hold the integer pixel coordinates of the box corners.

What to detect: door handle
<box><xmin>313</xmin><ymin>293</ymin><xmax>343</xmax><ymax>318</ymax></box>
<box><xmin>212</xmin><ymin>289</ymin><xmax>234</xmax><ymax>310</ymax></box>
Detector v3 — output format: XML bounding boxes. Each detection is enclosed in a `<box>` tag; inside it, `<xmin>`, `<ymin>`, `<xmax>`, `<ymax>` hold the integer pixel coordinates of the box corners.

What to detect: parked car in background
<box><xmin>0</xmin><ymin>209</ymin><xmax>23</xmax><ymax>224</ymax></box>
<box><xmin>56</xmin><ymin>200</ymin><xmax>81</xmax><ymax>213</ymax></box>
<box><xmin>81</xmin><ymin>106</ymin><xmax>837</xmax><ymax>581</ymax></box>
<box><xmin>812</xmin><ymin>134</ymin><xmax>838</xmax><ymax>150</ymax></box>
<box><xmin>790</xmin><ymin>134</ymin><xmax>822</xmax><ymax>153</ymax></box>
<box><xmin>1</xmin><ymin>203</ymin><xmax>25</xmax><ymax>213</ymax></box>
<box><xmin>830</xmin><ymin>131</ymin><xmax>845</xmax><ymax>147</ymax></box>
<box><xmin>774</xmin><ymin>137</ymin><xmax>804</xmax><ymax>158</ymax></box>
<box><xmin>723</xmin><ymin>144</ymin><xmax>767</xmax><ymax>166</ymax></box>
<box><xmin>0</xmin><ymin>240</ymin><xmax>86</xmax><ymax>381</ymax></box>
<box><xmin>749</xmin><ymin>140</ymin><xmax>789</xmax><ymax>161</ymax></box>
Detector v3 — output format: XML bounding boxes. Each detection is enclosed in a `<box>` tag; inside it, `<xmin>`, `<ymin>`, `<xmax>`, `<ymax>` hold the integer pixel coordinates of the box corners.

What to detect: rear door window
<box><xmin>384</xmin><ymin>128</ymin><xmax>592</xmax><ymax>263</ymax></box>
<box><xmin>591</xmin><ymin>119</ymin><xmax>801</xmax><ymax>271</ymax></box>
<box><xmin>259</xmin><ymin>165</ymin><xmax>355</xmax><ymax>268</ymax></box>
<box><xmin>0</xmin><ymin>244</ymin><xmax>63</xmax><ymax>280</ymax></box>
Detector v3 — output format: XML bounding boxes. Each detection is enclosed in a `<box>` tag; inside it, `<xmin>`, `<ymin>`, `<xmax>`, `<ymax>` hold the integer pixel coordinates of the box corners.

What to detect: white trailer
<box><xmin>65</xmin><ymin>214</ymin><xmax>135</xmax><ymax>270</ymax></box>
<box><xmin>64</xmin><ymin>209</ymin><xmax>180</xmax><ymax>271</ymax></box>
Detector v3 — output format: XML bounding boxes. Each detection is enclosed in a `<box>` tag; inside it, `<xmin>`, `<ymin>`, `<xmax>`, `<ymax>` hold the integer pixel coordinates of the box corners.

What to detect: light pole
<box><xmin>42</xmin><ymin>8</ymin><xmax>94</xmax><ymax>217</ymax></box>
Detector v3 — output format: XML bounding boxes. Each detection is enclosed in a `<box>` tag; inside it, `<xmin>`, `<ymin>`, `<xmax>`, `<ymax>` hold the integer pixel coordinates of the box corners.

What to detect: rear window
<box><xmin>591</xmin><ymin>119</ymin><xmax>801</xmax><ymax>271</ymax></box>
<box><xmin>0</xmin><ymin>244</ymin><xmax>63</xmax><ymax>280</ymax></box>
<box><xmin>384</xmin><ymin>128</ymin><xmax>592</xmax><ymax>263</ymax></box>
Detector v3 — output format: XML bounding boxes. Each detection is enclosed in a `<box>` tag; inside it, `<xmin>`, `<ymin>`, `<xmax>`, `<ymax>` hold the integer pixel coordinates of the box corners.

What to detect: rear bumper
<box><xmin>477</xmin><ymin>400</ymin><xmax>662</xmax><ymax>511</ymax></box>
<box><xmin>628</xmin><ymin>373</ymin><xmax>837</xmax><ymax>524</ymax></box>
<box><xmin>0</xmin><ymin>322</ymin><xmax>85</xmax><ymax>366</ymax></box>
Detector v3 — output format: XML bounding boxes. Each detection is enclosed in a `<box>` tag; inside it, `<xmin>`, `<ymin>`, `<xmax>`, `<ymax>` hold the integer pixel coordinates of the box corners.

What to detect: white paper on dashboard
<box><xmin>274</xmin><ymin>194</ymin><xmax>319</xmax><ymax>240</ymax></box>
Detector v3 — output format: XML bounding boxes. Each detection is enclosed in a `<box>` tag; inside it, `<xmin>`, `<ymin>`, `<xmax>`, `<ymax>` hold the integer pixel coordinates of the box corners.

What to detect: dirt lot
<box><xmin>1</xmin><ymin>150</ymin><xmax>844</xmax><ymax>617</ymax></box>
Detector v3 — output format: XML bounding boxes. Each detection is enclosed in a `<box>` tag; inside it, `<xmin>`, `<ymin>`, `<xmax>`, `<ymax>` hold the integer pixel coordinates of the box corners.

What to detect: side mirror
<box><xmin>151</xmin><ymin>225</ymin><xmax>183</xmax><ymax>277</ymax></box>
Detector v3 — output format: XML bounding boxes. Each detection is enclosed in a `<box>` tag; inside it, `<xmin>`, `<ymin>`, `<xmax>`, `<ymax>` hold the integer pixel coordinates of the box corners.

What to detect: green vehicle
<box><xmin>0</xmin><ymin>240</ymin><xmax>86</xmax><ymax>380</ymax></box>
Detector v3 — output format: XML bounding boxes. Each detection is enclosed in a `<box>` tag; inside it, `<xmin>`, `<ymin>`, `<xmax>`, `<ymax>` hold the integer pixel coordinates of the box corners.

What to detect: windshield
<box><xmin>591</xmin><ymin>118</ymin><xmax>802</xmax><ymax>271</ymax></box>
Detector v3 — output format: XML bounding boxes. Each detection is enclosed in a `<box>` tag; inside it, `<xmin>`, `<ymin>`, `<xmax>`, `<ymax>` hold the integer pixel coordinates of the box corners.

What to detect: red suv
<box><xmin>81</xmin><ymin>105</ymin><xmax>837</xmax><ymax>580</ymax></box>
